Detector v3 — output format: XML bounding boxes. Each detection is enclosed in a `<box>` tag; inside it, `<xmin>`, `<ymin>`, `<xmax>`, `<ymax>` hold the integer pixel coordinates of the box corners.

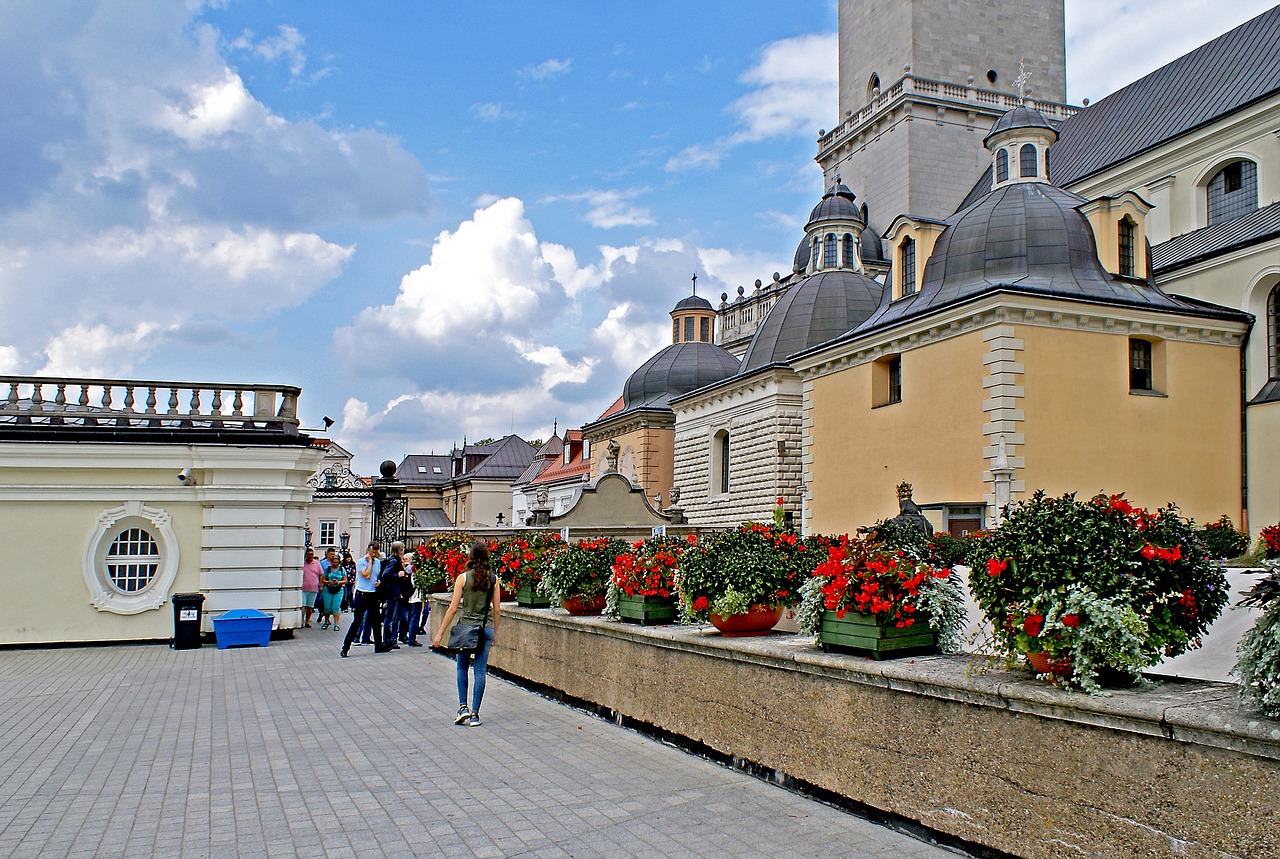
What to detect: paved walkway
<box><xmin>0</xmin><ymin>623</ymin><xmax>970</xmax><ymax>858</ymax></box>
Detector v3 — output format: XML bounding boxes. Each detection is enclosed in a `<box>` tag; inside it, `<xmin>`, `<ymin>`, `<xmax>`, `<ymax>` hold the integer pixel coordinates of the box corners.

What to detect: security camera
<box><xmin>177</xmin><ymin>467</ymin><xmax>197</xmax><ymax>486</ymax></box>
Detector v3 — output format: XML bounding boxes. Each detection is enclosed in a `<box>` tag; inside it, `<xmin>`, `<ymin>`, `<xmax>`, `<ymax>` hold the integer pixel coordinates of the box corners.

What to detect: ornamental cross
<box><xmin>1015</xmin><ymin>59</ymin><xmax>1031</xmax><ymax>104</ymax></box>
<box><xmin>691</xmin><ymin>273</ymin><xmax>698</xmax><ymax>295</ymax></box>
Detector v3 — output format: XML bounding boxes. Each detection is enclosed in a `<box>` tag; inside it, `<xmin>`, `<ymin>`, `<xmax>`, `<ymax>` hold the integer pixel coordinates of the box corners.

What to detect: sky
<box><xmin>2</xmin><ymin>0</ymin><xmax>1274</xmax><ymax>472</ymax></box>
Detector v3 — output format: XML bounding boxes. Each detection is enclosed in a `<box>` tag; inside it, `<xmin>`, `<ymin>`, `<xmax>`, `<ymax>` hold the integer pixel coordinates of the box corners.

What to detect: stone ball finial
<box><xmin>754</xmin><ymin>279</ymin><xmax>762</xmax><ymax>289</ymax></box>
<box><xmin>773</xmin><ymin>271</ymin><xmax>781</xmax><ymax>282</ymax></box>
<box><xmin>737</xmin><ymin>285</ymin><xmax>745</xmax><ymax>296</ymax></box>
<box><xmin>721</xmin><ymin>292</ymin><xmax>728</xmax><ymax>302</ymax></box>
<box><xmin>380</xmin><ymin>460</ymin><xmax>396</xmax><ymax>479</ymax></box>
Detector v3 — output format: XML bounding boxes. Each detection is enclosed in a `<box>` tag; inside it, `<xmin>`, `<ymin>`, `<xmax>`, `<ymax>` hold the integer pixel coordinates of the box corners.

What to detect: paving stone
<box><xmin>0</xmin><ymin>630</ymin><xmax>968</xmax><ymax>858</ymax></box>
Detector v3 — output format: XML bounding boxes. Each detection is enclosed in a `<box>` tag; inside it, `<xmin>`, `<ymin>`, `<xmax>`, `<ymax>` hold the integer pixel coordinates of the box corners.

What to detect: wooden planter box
<box><xmin>617</xmin><ymin>594</ymin><xmax>677</xmax><ymax>626</ymax></box>
<box><xmin>516</xmin><ymin>584</ymin><xmax>550</xmax><ymax>608</ymax></box>
<box><xmin>818</xmin><ymin>610</ymin><xmax>936</xmax><ymax>660</ymax></box>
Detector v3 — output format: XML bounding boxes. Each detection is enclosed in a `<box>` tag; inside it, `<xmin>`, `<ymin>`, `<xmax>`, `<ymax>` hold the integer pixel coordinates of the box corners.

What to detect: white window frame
<box><xmin>82</xmin><ymin>502</ymin><xmax>180</xmax><ymax>614</ymax></box>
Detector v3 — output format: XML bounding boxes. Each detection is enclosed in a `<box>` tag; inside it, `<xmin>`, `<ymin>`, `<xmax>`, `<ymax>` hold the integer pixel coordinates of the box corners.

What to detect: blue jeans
<box><xmin>456</xmin><ymin>627</ymin><xmax>494</xmax><ymax>714</ymax></box>
<box><xmin>401</xmin><ymin>603</ymin><xmax>422</xmax><ymax>643</ymax></box>
<box><xmin>341</xmin><ymin>591</ymin><xmax>383</xmax><ymax>652</ymax></box>
<box><xmin>382</xmin><ymin>598</ymin><xmax>403</xmax><ymax>643</ymax></box>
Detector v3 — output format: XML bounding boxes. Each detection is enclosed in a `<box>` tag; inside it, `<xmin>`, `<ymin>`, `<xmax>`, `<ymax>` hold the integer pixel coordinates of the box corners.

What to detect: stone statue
<box><xmin>535</xmin><ymin>486</ymin><xmax>549</xmax><ymax>506</ymax></box>
<box><xmin>605</xmin><ymin>439</ymin><xmax>619</xmax><ymax>473</ymax></box>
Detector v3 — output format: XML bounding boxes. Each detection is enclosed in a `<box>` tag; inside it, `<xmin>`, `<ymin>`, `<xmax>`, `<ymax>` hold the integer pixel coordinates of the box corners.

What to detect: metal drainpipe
<box><xmin>1241</xmin><ymin>338</ymin><xmax>1250</xmax><ymax>533</ymax></box>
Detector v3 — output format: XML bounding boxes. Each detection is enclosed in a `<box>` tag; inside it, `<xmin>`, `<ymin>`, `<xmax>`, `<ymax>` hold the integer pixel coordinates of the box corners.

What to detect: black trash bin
<box><xmin>172</xmin><ymin>593</ymin><xmax>205</xmax><ymax>650</ymax></box>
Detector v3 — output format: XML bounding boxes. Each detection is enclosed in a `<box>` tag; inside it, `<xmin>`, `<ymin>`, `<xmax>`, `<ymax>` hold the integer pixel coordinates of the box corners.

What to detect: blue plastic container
<box><xmin>212</xmin><ymin>609</ymin><xmax>274</xmax><ymax>649</ymax></box>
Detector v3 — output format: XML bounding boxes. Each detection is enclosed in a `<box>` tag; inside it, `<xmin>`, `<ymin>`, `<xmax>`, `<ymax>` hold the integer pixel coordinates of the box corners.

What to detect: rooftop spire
<box><xmin>1015</xmin><ymin>59</ymin><xmax>1031</xmax><ymax>104</ymax></box>
<box><xmin>691</xmin><ymin>272</ymin><xmax>698</xmax><ymax>295</ymax></box>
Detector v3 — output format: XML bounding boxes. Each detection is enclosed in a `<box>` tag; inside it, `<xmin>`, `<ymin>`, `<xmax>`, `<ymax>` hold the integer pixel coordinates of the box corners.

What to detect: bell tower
<box><xmin>818</xmin><ymin>0</ymin><xmax>1077</xmax><ymax>222</ymax></box>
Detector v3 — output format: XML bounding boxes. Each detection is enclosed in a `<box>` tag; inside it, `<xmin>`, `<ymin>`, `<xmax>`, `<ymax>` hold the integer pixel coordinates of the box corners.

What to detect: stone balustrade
<box><xmin>817</xmin><ymin>72</ymin><xmax>1080</xmax><ymax>153</ymax></box>
<box><xmin>0</xmin><ymin>375</ymin><xmax>301</xmax><ymax>434</ymax></box>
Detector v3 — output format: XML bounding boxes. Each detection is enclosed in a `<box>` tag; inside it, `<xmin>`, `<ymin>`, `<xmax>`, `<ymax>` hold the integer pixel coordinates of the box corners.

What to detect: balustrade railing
<box><xmin>817</xmin><ymin>73</ymin><xmax>1080</xmax><ymax>151</ymax></box>
<box><xmin>0</xmin><ymin>375</ymin><xmax>301</xmax><ymax>434</ymax></box>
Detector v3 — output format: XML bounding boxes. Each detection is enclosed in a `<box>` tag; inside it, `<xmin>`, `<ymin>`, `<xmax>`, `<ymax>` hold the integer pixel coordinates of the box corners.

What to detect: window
<box><xmin>1019</xmin><ymin>144</ymin><xmax>1038</xmax><ymax>178</ymax></box>
<box><xmin>711</xmin><ymin>430</ymin><xmax>730</xmax><ymax>495</ymax></box>
<box><xmin>823</xmin><ymin>234</ymin><xmax>837</xmax><ymax>268</ymax></box>
<box><xmin>873</xmin><ymin>355</ymin><xmax>903</xmax><ymax>406</ymax></box>
<box><xmin>996</xmin><ymin>148</ymin><xmax>1009</xmax><ymax>182</ymax></box>
<box><xmin>842</xmin><ymin>234</ymin><xmax>855</xmax><ymax>269</ymax></box>
<box><xmin>1269</xmin><ymin>286</ymin><xmax>1280</xmax><ymax>379</ymax></box>
<box><xmin>986</xmin><ymin>69</ymin><xmax>998</xmax><ymax>85</ymax></box>
<box><xmin>319</xmin><ymin>520</ymin><xmax>336</xmax><ymax>546</ymax></box>
<box><xmin>1043</xmin><ymin>147</ymin><xmax>1050</xmax><ymax>180</ymax></box>
<box><xmin>811</xmin><ymin>239</ymin><xmax>820</xmax><ymax>270</ymax></box>
<box><xmin>684</xmin><ymin>317</ymin><xmax>695</xmax><ymax>342</ymax></box>
<box><xmin>673</xmin><ymin>319</ymin><xmax>679</xmax><ymax>343</ymax></box>
<box><xmin>899</xmin><ymin>237</ymin><xmax>916</xmax><ymax>297</ymax></box>
<box><xmin>1207</xmin><ymin>161</ymin><xmax>1258</xmax><ymax>225</ymax></box>
<box><xmin>1129</xmin><ymin>338</ymin><xmax>1153</xmax><ymax>391</ymax></box>
<box><xmin>1118</xmin><ymin>217</ymin><xmax>1136</xmax><ymax>277</ymax></box>
<box><xmin>700</xmin><ymin>317</ymin><xmax>710</xmax><ymax>342</ymax></box>
<box><xmin>867</xmin><ymin>73</ymin><xmax>880</xmax><ymax>100</ymax></box>
<box><xmin>105</xmin><ymin>528</ymin><xmax>160</xmax><ymax>593</ymax></box>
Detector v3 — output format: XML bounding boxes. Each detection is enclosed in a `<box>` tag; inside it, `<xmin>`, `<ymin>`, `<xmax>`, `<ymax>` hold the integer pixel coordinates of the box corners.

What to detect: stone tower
<box><xmin>817</xmin><ymin>0</ymin><xmax>1077</xmax><ymax>222</ymax></box>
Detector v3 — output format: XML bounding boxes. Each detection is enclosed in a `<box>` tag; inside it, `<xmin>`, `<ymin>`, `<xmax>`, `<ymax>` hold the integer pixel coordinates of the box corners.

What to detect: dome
<box><xmin>672</xmin><ymin>294</ymin><xmax>714</xmax><ymax>312</ymax></box>
<box><xmin>860</xmin><ymin>223</ymin><xmax>885</xmax><ymax>264</ymax></box>
<box><xmin>806</xmin><ymin>180</ymin><xmax>865</xmax><ymax>227</ymax></box>
<box><xmin>622</xmin><ymin>341</ymin><xmax>740</xmax><ymax>410</ymax></box>
<box><xmin>792</xmin><ymin>236</ymin><xmax>812</xmax><ymax>272</ymax></box>
<box><xmin>738</xmin><ymin>269</ymin><xmax>884</xmax><ymax>374</ymax></box>
<box><xmin>984</xmin><ymin>104</ymin><xmax>1058</xmax><ymax>146</ymax></box>
<box><xmin>853</xmin><ymin>182</ymin><xmax>1185</xmax><ymax>334</ymax></box>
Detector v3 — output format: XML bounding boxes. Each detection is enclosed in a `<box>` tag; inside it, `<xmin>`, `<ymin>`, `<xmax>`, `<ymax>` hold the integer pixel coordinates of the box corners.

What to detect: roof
<box><xmin>396</xmin><ymin>454</ymin><xmax>451</xmax><ymax>486</ymax></box>
<box><xmin>529</xmin><ymin>435</ymin><xmax>591</xmax><ymax>486</ymax></box>
<box><xmin>456</xmin><ymin>435</ymin><xmax>537</xmax><ymax>481</ymax></box>
<box><xmin>984</xmin><ymin>104</ymin><xmax>1058</xmax><ymax>146</ymax></box>
<box><xmin>595</xmin><ymin>396</ymin><xmax>625</xmax><ymax>421</ymax></box>
<box><xmin>838</xmin><ymin>181</ymin><xmax>1247</xmax><ymax>341</ymax></box>
<box><xmin>513</xmin><ymin>435</ymin><xmax>564</xmax><ymax>485</ymax></box>
<box><xmin>410</xmin><ymin>508</ymin><xmax>453</xmax><ymax>528</ymax></box>
<box><xmin>621</xmin><ymin>341</ymin><xmax>740</xmax><ymax>411</ymax></box>
<box><xmin>738</xmin><ymin>269</ymin><xmax>883</xmax><ymax>374</ymax></box>
<box><xmin>1049</xmin><ymin>6</ymin><xmax>1280</xmax><ymax>187</ymax></box>
<box><xmin>806</xmin><ymin>180</ymin><xmax>864</xmax><ymax>227</ymax></box>
<box><xmin>673</xmin><ymin>294</ymin><xmax>714</xmax><ymax>312</ymax></box>
<box><xmin>1151</xmin><ymin>201</ymin><xmax>1280</xmax><ymax>274</ymax></box>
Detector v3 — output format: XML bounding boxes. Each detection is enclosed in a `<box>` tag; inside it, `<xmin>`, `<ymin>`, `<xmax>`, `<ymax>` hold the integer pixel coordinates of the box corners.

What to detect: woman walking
<box><xmin>432</xmin><ymin>542</ymin><xmax>500</xmax><ymax>727</ymax></box>
<box><xmin>301</xmin><ymin>548</ymin><xmax>322</xmax><ymax>628</ymax></box>
<box><xmin>319</xmin><ymin>559</ymin><xmax>345</xmax><ymax>631</ymax></box>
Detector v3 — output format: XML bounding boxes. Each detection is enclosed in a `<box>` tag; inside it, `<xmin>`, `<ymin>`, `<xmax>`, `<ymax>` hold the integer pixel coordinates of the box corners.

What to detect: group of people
<box><xmin>311</xmin><ymin>539</ymin><xmax>499</xmax><ymax>728</ymax></box>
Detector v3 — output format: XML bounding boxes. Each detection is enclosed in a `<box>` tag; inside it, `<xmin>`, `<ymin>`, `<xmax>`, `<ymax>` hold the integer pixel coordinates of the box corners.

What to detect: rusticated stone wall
<box><xmin>433</xmin><ymin>601</ymin><xmax>1280</xmax><ymax>859</ymax></box>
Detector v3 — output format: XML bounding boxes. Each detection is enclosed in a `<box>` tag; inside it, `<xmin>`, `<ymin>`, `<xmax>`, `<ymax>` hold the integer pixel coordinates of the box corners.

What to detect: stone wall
<box><xmin>439</xmin><ymin>602</ymin><xmax>1280</xmax><ymax>859</ymax></box>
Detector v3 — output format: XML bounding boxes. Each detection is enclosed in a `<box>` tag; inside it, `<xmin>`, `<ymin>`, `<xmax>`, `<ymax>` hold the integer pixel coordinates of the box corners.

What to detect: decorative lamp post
<box><xmin>339</xmin><ymin>531</ymin><xmax>350</xmax><ymax>552</ymax></box>
<box><xmin>304</xmin><ymin>524</ymin><xmax>313</xmax><ymax>550</ymax></box>
<box><xmin>371</xmin><ymin>460</ymin><xmax>407</xmax><ymax>549</ymax></box>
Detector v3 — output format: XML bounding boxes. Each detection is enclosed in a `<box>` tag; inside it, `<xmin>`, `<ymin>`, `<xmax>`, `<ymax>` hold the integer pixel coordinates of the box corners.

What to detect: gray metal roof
<box><xmin>1151</xmin><ymin>201</ymin><xmax>1280</xmax><ymax>274</ymax></box>
<box><xmin>984</xmin><ymin>104</ymin><xmax>1058</xmax><ymax>146</ymax></box>
<box><xmin>806</xmin><ymin>180</ymin><xmax>864</xmax><ymax>227</ymax></box>
<box><xmin>844</xmin><ymin>181</ymin><xmax>1241</xmax><ymax>339</ymax></box>
<box><xmin>621</xmin><ymin>341</ymin><xmax>740</xmax><ymax>411</ymax></box>
<box><xmin>461</xmin><ymin>435</ymin><xmax>538</xmax><ymax>480</ymax></box>
<box><xmin>396</xmin><ymin>454</ymin><xmax>451</xmax><ymax>486</ymax></box>
<box><xmin>673</xmin><ymin>294</ymin><xmax>714</xmax><ymax>312</ymax></box>
<box><xmin>739</xmin><ymin>269</ymin><xmax>883</xmax><ymax>374</ymax></box>
<box><xmin>411</xmin><ymin>508</ymin><xmax>453</xmax><ymax>528</ymax></box>
<box><xmin>1049</xmin><ymin>6</ymin><xmax>1280</xmax><ymax>187</ymax></box>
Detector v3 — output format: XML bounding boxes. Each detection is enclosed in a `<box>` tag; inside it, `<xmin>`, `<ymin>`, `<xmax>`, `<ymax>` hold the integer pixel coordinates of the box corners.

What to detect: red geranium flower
<box><xmin>1023</xmin><ymin>614</ymin><xmax>1044</xmax><ymax>637</ymax></box>
<box><xmin>692</xmin><ymin>596</ymin><xmax>709</xmax><ymax>612</ymax></box>
<box><xmin>986</xmin><ymin>558</ymin><xmax>1008</xmax><ymax>577</ymax></box>
<box><xmin>1061</xmin><ymin>614</ymin><xmax>1080</xmax><ymax>628</ymax></box>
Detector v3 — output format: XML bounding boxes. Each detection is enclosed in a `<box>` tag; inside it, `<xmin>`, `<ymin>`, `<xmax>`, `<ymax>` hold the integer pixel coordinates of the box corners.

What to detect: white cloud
<box><xmin>666</xmin><ymin>33</ymin><xmax>836</xmax><ymax>172</ymax></box>
<box><xmin>546</xmin><ymin>188</ymin><xmax>655</xmax><ymax>229</ymax></box>
<box><xmin>39</xmin><ymin>322</ymin><xmax>168</xmax><ymax>377</ymax></box>
<box><xmin>699</xmin><ymin>247</ymin><xmax>787</xmax><ymax>294</ymax></box>
<box><xmin>472</xmin><ymin>101</ymin><xmax>514</xmax><ymax>122</ymax></box>
<box><xmin>522</xmin><ymin>58</ymin><xmax>573</xmax><ymax>81</ymax></box>
<box><xmin>0</xmin><ymin>346</ymin><xmax>21</xmax><ymax>374</ymax></box>
<box><xmin>589</xmin><ymin>304</ymin><xmax>667</xmax><ymax>374</ymax></box>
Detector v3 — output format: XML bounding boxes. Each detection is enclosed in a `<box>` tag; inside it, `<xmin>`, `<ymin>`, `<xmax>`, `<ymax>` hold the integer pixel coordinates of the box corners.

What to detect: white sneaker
<box><xmin>467</xmin><ymin>713</ymin><xmax>482</xmax><ymax>727</ymax></box>
<box><xmin>454</xmin><ymin>705</ymin><xmax>471</xmax><ymax>725</ymax></box>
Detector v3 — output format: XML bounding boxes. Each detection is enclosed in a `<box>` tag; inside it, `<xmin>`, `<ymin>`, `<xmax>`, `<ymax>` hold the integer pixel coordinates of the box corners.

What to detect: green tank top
<box><xmin>458</xmin><ymin>569</ymin><xmax>494</xmax><ymax>626</ymax></box>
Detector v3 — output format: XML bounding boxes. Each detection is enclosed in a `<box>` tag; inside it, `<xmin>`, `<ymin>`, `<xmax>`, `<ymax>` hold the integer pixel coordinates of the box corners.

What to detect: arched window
<box><xmin>867</xmin><ymin>73</ymin><xmax>881</xmax><ymax>101</ymax></box>
<box><xmin>1118</xmin><ymin>217</ymin><xmax>1136</xmax><ymax>277</ymax></box>
<box><xmin>996</xmin><ymin>148</ymin><xmax>1009</xmax><ymax>183</ymax></box>
<box><xmin>672</xmin><ymin>319</ymin><xmax>679</xmax><ymax>343</ymax></box>
<box><xmin>684</xmin><ymin>317</ymin><xmax>695</xmax><ymax>342</ymax></box>
<box><xmin>899</xmin><ymin>237</ymin><xmax>916</xmax><ymax>297</ymax></box>
<box><xmin>106</xmin><ymin>528</ymin><xmax>160</xmax><ymax>593</ymax></box>
<box><xmin>842</xmin><ymin>233</ymin><xmax>855</xmax><ymax>269</ymax></box>
<box><xmin>1207</xmin><ymin>161</ymin><xmax>1258</xmax><ymax>225</ymax></box>
<box><xmin>823</xmin><ymin>234</ymin><xmax>837</xmax><ymax>268</ymax></box>
<box><xmin>811</xmin><ymin>239</ymin><xmax>820</xmax><ymax>270</ymax></box>
<box><xmin>1043</xmin><ymin>147</ymin><xmax>1050</xmax><ymax>180</ymax></box>
<box><xmin>700</xmin><ymin>317</ymin><xmax>710</xmax><ymax>342</ymax></box>
<box><xmin>1269</xmin><ymin>285</ymin><xmax>1280</xmax><ymax>380</ymax></box>
<box><xmin>1019</xmin><ymin>144</ymin><xmax>1038</xmax><ymax>178</ymax></box>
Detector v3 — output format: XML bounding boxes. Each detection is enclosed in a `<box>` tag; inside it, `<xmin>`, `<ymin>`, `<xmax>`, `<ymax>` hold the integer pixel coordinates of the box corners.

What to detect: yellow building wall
<box><xmin>1</xmin><ymin>500</ymin><xmax>205</xmax><ymax>643</ymax></box>
<box><xmin>592</xmin><ymin>424</ymin><xmax>674</xmax><ymax>505</ymax></box>
<box><xmin>808</xmin><ymin>331</ymin><xmax>989</xmax><ymax>534</ymax></box>
<box><xmin>1018</xmin><ymin>326</ymin><xmax>1241</xmax><ymax>523</ymax></box>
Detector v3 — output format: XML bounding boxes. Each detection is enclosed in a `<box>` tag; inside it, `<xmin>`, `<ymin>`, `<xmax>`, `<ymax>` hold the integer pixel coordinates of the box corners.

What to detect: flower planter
<box><xmin>562</xmin><ymin>594</ymin><xmax>606</xmax><ymax>615</ymax></box>
<box><xmin>709</xmin><ymin>605</ymin><xmax>783</xmax><ymax>637</ymax></box>
<box><xmin>1026</xmin><ymin>650</ymin><xmax>1073</xmax><ymax>677</ymax></box>
<box><xmin>516</xmin><ymin>584</ymin><xmax>550</xmax><ymax>608</ymax></box>
<box><xmin>499</xmin><ymin>587</ymin><xmax>516</xmax><ymax>602</ymax></box>
<box><xmin>817</xmin><ymin>610</ymin><xmax>936</xmax><ymax>659</ymax></box>
<box><xmin>617</xmin><ymin>594</ymin><xmax>677</xmax><ymax>626</ymax></box>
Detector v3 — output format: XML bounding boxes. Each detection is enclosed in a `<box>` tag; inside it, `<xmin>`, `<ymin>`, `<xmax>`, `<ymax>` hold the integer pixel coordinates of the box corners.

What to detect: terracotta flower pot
<box><xmin>562</xmin><ymin>594</ymin><xmax>606</xmax><ymax>615</ymax></box>
<box><xmin>1026</xmin><ymin>651</ymin><xmax>1073</xmax><ymax>677</ymax></box>
<box><xmin>708</xmin><ymin>605</ymin><xmax>783</xmax><ymax>637</ymax></box>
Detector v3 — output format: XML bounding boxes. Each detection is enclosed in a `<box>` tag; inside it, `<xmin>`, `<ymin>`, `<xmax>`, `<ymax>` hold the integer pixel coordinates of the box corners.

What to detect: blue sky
<box><xmin>1</xmin><ymin>0</ymin><xmax>1273</xmax><ymax>471</ymax></box>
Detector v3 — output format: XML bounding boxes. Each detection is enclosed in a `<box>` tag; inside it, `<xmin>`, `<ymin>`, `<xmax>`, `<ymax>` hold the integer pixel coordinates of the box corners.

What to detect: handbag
<box><xmin>445</xmin><ymin>572</ymin><xmax>491</xmax><ymax>655</ymax></box>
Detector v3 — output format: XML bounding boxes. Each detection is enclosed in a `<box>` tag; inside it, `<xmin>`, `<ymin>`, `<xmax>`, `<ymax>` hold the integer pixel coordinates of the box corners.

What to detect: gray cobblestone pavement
<box><xmin>0</xmin><ymin>623</ymin><xmax>970</xmax><ymax>858</ymax></box>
